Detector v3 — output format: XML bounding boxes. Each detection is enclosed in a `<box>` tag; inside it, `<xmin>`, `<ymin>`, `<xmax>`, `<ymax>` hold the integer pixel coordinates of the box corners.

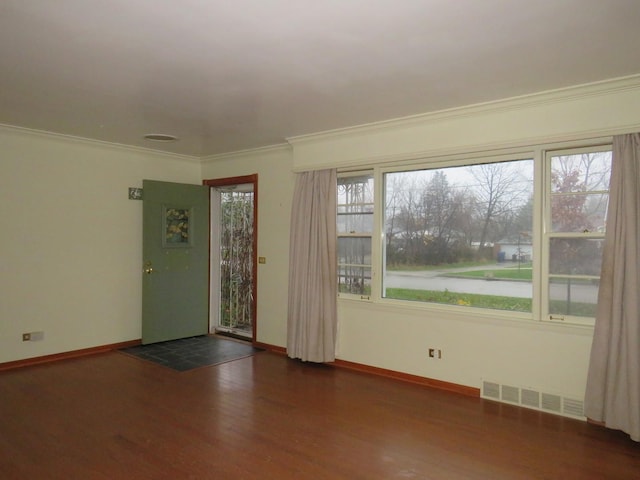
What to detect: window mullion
<box><xmin>532</xmin><ymin>147</ymin><xmax>546</xmax><ymax>323</ymax></box>
<box><xmin>370</xmin><ymin>166</ymin><xmax>383</xmax><ymax>301</ymax></box>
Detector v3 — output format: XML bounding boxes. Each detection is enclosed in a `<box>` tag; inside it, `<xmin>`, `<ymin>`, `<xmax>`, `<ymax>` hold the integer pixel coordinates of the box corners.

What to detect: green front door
<box><xmin>142</xmin><ymin>180</ymin><xmax>210</xmax><ymax>344</ymax></box>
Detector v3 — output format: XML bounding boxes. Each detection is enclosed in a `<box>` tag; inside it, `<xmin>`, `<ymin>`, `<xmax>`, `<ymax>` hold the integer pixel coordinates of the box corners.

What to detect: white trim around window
<box><xmin>338</xmin><ymin>137</ymin><xmax>613</xmax><ymax>327</ymax></box>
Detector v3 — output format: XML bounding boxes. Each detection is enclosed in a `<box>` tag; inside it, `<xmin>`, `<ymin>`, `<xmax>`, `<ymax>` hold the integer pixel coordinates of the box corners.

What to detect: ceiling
<box><xmin>2</xmin><ymin>1</ymin><xmax>640</xmax><ymax>157</ymax></box>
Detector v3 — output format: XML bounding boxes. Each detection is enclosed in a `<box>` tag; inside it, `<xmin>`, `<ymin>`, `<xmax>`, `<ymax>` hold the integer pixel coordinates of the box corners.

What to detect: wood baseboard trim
<box><xmin>252</xmin><ymin>342</ymin><xmax>478</xmax><ymax>398</ymax></box>
<box><xmin>332</xmin><ymin>358</ymin><xmax>480</xmax><ymax>397</ymax></box>
<box><xmin>587</xmin><ymin>418</ymin><xmax>606</xmax><ymax>427</ymax></box>
<box><xmin>0</xmin><ymin>339</ymin><xmax>142</xmax><ymax>372</ymax></box>
<box><xmin>253</xmin><ymin>341</ymin><xmax>287</xmax><ymax>355</ymax></box>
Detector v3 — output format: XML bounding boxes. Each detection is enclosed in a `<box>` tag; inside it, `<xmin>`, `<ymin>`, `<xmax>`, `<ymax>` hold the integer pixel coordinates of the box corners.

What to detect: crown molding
<box><xmin>200</xmin><ymin>142</ymin><xmax>291</xmax><ymax>164</ymax></box>
<box><xmin>0</xmin><ymin>123</ymin><xmax>201</xmax><ymax>163</ymax></box>
<box><xmin>287</xmin><ymin>74</ymin><xmax>640</xmax><ymax>147</ymax></box>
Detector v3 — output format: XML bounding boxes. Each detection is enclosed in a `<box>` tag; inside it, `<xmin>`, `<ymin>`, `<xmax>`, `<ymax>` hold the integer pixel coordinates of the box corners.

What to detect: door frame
<box><xmin>203</xmin><ymin>174</ymin><xmax>258</xmax><ymax>343</ymax></box>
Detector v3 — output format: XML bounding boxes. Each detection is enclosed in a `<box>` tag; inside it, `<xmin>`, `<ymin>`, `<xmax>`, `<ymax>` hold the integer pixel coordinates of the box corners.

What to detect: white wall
<box><xmin>337</xmin><ymin>300</ymin><xmax>594</xmax><ymax>397</ymax></box>
<box><xmin>0</xmin><ymin>127</ymin><xmax>201</xmax><ymax>363</ymax></box>
<box><xmin>4</xmin><ymin>75</ymin><xmax>640</xmax><ymax>403</ymax></box>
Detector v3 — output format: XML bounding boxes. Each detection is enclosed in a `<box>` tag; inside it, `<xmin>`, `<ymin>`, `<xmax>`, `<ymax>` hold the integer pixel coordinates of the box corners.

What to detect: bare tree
<box><xmin>384</xmin><ymin>174</ymin><xmax>404</xmax><ymax>251</ymax></box>
<box><xmin>395</xmin><ymin>175</ymin><xmax>430</xmax><ymax>263</ymax></box>
<box><xmin>470</xmin><ymin>162</ymin><xmax>528</xmax><ymax>249</ymax></box>
<box><xmin>385</xmin><ymin>160</ymin><xmax>532</xmax><ymax>266</ymax></box>
<box><xmin>389</xmin><ymin>171</ymin><xmax>468</xmax><ymax>265</ymax></box>
<box><xmin>553</xmin><ymin>152</ymin><xmax>609</xmax><ymax>192</ymax></box>
<box><xmin>422</xmin><ymin>171</ymin><xmax>469</xmax><ymax>262</ymax></box>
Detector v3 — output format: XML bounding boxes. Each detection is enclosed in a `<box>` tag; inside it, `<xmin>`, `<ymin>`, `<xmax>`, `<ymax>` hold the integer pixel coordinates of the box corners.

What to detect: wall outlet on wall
<box><xmin>30</xmin><ymin>331</ymin><xmax>45</xmax><ymax>341</ymax></box>
<box><xmin>428</xmin><ymin>348</ymin><xmax>442</xmax><ymax>359</ymax></box>
<box><xmin>22</xmin><ymin>331</ymin><xmax>44</xmax><ymax>342</ymax></box>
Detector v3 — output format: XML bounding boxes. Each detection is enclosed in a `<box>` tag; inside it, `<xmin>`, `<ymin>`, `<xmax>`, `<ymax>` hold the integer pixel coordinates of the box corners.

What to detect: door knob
<box><xmin>143</xmin><ymin>261</ymin><xmax>154</xmax><ymax>275</ymax></box>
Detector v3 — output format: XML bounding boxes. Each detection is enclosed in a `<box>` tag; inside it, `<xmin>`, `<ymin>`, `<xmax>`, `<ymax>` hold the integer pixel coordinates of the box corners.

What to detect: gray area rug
<box><xmin>120</xmin><ymin>335</ymin><xmax>262</xmax><ymax>371</ymax></box>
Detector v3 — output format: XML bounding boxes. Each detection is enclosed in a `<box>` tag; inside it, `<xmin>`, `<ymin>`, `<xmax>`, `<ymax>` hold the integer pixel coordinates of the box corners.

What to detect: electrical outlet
<box><xmin>428</xmin><ymin>348</ymin><xmax>442</xmax><ymax>359</ymax></box>
<box><xmin>22</xmin><ymin>331</ymin><xmax>44</xmax><ymax>342</ymax></box>
<box><xmin>30</xmin><ymin>331</ymin><xmax>44</xmax><ymax>341</ymax></box>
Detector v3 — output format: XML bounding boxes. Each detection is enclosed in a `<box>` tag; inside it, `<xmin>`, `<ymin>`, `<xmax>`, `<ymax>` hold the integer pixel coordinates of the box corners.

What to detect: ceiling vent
<box><xmin>143</xmin><ymin>133</ymin><xmax>178</xmax><ymax>142</ymax></box>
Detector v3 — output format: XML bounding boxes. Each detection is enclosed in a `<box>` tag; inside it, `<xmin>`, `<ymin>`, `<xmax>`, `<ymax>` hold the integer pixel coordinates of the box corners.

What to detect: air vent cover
<box><xmin>481</xmin><ymin>379</ymin><xmax>585</xmax><ymax>420</ymax></box>
<box><xmin>563</xmin><ymin>397</ymin><xmax>585</xmax><ymax>417</ymax></box>
<box><xmin>501</xmin><ymin>384</ymin><xmax>520</xmax><ymax>404</ymax></box>
<box><xmin>521</xmin><ymin>388</ymin><xmax>540</xmax><ymax>408</ymax></box>
<box><xmin>482</xmin><ymin>381</ymin><xmax>500</xmax><ymax>400</ymax></box>
<box><xmin>541</xmin><ymin>393</ymin><xmax>562</xmax><ymax>413</ymax></box>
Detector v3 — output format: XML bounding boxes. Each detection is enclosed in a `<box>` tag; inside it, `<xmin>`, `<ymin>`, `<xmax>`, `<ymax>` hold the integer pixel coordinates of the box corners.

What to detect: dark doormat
<box><xmin>120</xmin><ymin>335</ymin><xmax>263</xmax><ymax>372</ymax></box>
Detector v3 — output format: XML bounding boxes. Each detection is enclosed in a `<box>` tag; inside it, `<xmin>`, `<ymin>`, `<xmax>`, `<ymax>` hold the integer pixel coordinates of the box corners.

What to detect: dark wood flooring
<box><xmin>0</xmin><ymin>350</ymin><xmax>638</xmax><ymax>479</ymax></box>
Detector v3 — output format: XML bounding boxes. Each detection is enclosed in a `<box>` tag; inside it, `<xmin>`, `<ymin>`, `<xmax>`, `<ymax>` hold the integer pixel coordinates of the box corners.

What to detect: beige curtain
<box><xmin>287</xmin><ymin>169</ymin><xmax>337</xmax><ymax>362</ymax></box>
<box><xmin>584</xmin><ymin>133</ymin><xmax>640</xmax><ymax>442</ymax></box>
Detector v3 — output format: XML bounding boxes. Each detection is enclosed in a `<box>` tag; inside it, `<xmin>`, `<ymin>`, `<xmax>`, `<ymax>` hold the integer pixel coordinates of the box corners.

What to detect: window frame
<box><xmin>541</xmin><ymin>145</ymin><xmax>612</xmax><ymax>326</ymax></box>
<box><xmin>338</xmin><ymin>139</ymin><xmax>612</xmax><ymax>327</ymax></box>
<box><xmin>337</xmin><ymin>171</ymin><xmax>375</xmax><ymax>300</ymax></box>
<box><xmin>379</xmin><ymin>151</ymin><xmax>536</xmax><ymax>321</ymax></box>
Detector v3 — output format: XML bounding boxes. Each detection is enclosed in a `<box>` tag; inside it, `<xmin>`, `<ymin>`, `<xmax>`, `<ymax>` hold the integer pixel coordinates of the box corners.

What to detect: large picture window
<box><xmin>337</xmin><ymin>143</ymin><xmax>612</xmax><ymax>325</ymax></box>
<box><xmin>383</xmin><ymin>158</ymin><xmax>534</xmax><ymax>312</ymax></box>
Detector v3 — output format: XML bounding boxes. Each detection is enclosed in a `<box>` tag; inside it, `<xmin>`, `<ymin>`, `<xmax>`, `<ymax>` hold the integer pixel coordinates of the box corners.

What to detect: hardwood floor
<box><xmin>0</xmin><ymin>351</ymin><xmax>638</xmax><ymax>479</ymax></box>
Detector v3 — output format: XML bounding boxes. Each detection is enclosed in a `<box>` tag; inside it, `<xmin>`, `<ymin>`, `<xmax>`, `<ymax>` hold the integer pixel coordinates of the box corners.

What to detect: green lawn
<box><xmin>548</xmin><ymin>301</ymin><xmax>597</xmax><ymax>317</ymax></box>
<box><xmin>343</xmin><ymin>261</ymin><xmax>597</xmax><ymax>317</ymax></box>
<box><xmin>385</xmin><ymin>287</ymin><xmax>596</xmax><ymax>317</ymax></box>
<box><xmin>386</xmin><ymin>288</ymin><xmax>532</xmax><ymax>311</ymax></box>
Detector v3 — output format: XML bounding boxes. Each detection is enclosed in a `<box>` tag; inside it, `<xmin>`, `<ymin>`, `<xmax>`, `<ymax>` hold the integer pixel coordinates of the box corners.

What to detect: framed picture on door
<box><xmin>162</xmin><ymin>206</ymin><xmax>193</xmax><ymax>247</ymax></box>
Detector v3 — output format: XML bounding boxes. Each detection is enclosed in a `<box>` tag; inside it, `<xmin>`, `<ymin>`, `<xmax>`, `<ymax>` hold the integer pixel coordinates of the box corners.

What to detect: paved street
<box><xmin>384</xmin><ymin>264</ymin><xmax>598</xmax><ymax>303</ymax></box>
